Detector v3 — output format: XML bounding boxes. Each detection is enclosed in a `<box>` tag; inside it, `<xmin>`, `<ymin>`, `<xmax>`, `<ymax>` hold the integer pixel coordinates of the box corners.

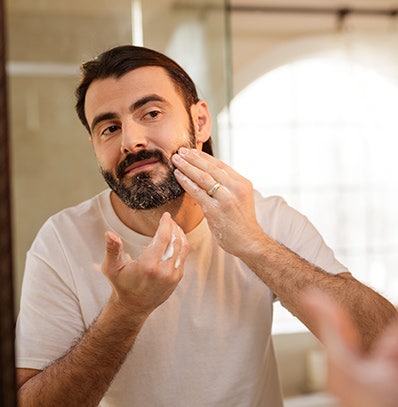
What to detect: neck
<box><xmin>110</xmin><ymin>191</ymin><xmax>204</xmax><ymax>236</ymax></box>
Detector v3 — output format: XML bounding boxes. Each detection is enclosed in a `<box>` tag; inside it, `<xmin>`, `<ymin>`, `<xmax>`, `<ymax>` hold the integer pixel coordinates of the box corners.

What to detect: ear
<box><xmin>191</xmin><ymin>100</ymin><xmax>212</xmax><ymax>149</ymax></box>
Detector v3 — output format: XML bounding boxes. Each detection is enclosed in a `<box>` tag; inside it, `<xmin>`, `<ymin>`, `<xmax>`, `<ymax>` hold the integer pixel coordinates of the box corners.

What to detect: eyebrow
<box><xmin>129</xmin><ymin>94</ymin><xmax>167</xmax><ymax>111</ymax></box>
<box><xmin>90</xmin><ymin>94</ymin><xmax>167</xmax><ymax>133</ymax></box>
<box><xmin>90</xmin><ymin>112</ymin><xmax>118</xmax><ymax>133</ymax></box>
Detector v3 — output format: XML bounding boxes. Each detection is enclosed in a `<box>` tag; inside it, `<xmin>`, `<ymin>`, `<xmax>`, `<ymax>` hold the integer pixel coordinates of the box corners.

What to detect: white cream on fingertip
<box><xmin>161</xmin><ymin>234</ymin><xmax>176</xmax><ymax>261</ymax></box>
<box><xmin>175</xmin><ymin>256</ymin><xmax>181</xmax><ymax>269</ymax></box>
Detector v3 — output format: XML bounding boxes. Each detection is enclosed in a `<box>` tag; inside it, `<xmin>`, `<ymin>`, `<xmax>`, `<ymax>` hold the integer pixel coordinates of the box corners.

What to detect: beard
<box><xmin>100</xmin><ymin>128</ymin><xmax>196</xmax><ymax>210</ymax></box>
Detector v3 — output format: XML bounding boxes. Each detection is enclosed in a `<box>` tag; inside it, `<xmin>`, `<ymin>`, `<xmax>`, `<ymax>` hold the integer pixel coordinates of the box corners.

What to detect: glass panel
<box><xmin>6</xmin><ymin>0</ymin><xmax>231</xmax><ymax>310</ymax></box>
<box><xmin>6</xmin><ymin>0</ymin><xmax>133</xmax><ymax>307</ymax></box>
<box><xmin>225</xmin><ymin>46</ymin><xmax>398</xmax><ymax>333</ymax></box>
<box><xmin>141</xmin><ymin>0</ymin><xmax>231</xmax><ymax>154</ymax></box>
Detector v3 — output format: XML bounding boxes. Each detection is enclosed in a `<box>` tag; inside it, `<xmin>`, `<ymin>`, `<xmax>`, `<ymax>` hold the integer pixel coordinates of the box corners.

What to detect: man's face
<box><xmin>84</xmin><ymin>66</ymin><xmax>198</xmax><ymax>210</ymax></box>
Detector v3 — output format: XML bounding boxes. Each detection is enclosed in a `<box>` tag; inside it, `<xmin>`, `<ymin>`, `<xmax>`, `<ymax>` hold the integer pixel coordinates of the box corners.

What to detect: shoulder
<box><xmin>253</xmin><ymin>191</ymin><xmax>287</xmax><ymax>213</ymax></box>
<box><xmin>253</xmin><ymin>190</ymin><xmax>348</xmax><ymax>274</ymax></box>
<box><xmin>31</xmin><ymin>190</ymin><xmax>109</xmax><ymax>251</ymax></box>
<box><xmin>253</xmin><ymin>191</ymin><xmax>305</xmax><ymax>234</ymax></box>
<box><xmin>45</xmin><ymin>190</ymin><xmax>108</xmax><ymax>229</ymax></box>
<box><xmin>52</xmin><ymin>190</ymin><xmax>108</xmax><ymax>223</ymax></box>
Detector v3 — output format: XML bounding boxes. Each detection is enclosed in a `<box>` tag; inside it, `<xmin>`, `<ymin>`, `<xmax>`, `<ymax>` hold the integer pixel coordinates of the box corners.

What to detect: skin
<box><xmin>16</xmin><ymin>66</ymin><xmax>397</xmax><ymax>406</ymax></box>
<box><xmin>304</xmin><ymin>291</ymin><xmax>398</xmax><ymax>407</ymax></box>
<box><xmin>85</xmin><ymin>66</ymin><xmax>210</xmax><ymax>236</ymax></box>
<box><xmin>171</xmin><ymin>148</ymin><xmax>397</xmax><ymax>345</ymax></box>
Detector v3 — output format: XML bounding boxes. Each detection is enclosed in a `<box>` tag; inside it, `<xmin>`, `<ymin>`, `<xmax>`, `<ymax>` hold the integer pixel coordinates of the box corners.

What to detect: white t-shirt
<box><xmin>16</xmin><ymin>190</ymin><xmax>348</xmax><ymax>406</ymax></box>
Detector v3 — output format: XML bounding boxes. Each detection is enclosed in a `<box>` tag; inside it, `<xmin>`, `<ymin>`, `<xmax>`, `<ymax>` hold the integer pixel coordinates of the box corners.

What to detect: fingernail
<box><xmin>172</xmin><ymin>153</ymin><xmax>182</xmax><ymax>162</ymax></box>
<box><xmin>179</xmin><ymin>147</ymin><xmax>189</xmax><ymax>156</ymax></box>
<box><xmin>106</xmin><ymin>231</ymin><xmax>121</xmax><ymax>245</ymax></box>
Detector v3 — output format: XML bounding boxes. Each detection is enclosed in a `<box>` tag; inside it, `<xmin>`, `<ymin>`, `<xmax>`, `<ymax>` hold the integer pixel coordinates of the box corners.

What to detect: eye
<box><xmin>102</xmin><ymin>125</ymin><xmax>120</xmax><ymax>136</ymax></box>
<box><xmin>143</xmin><ymin>110</ymin><xmax>161</xmax><ymax>120</ymax></box>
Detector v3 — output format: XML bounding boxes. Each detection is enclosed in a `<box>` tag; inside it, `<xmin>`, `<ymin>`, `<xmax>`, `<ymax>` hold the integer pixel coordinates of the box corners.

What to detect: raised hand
<box><xmin>305</xmin><ymin>290</ymin><xmax>398</xmax><ymax>407</ymax></box>
<box><xmin>102</xmin><ymin>212</ymin><xmax>189</xmax><ymax>316</ymax></box>
<box><xmin>172</xmin><ymin>148</ymin><xmax>264</xmax><ymax>257</ymax></box>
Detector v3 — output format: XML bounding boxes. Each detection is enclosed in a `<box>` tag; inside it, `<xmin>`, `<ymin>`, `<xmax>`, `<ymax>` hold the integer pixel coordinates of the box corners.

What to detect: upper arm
<box><xmin>16</xmin><ymin>252</ymin><xmax>85</xmax><ymax>370</ymax></box>
<box><xmin>17</xmin><ymin>368</ymin><xmax>42</xmax><ymax>390</ymax></box>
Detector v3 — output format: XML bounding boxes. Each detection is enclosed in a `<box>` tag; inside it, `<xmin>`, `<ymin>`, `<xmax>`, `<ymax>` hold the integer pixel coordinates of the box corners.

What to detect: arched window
<box><xmin>219</xmin><ymin>47</ymin><xmax>398</xmax><ymax>333</ymax></box>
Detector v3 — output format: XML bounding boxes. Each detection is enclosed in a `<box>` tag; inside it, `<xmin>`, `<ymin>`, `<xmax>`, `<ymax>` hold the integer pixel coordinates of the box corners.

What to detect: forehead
<box><xmin>84</xmin><ymin>66</ymin><xmax>183</xmax><ymax>115</ymax></box>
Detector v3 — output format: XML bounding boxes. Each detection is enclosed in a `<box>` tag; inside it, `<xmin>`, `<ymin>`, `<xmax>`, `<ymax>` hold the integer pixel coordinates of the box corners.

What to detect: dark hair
<box><xmin>75</xmin><ymin>45</ymin><xmax>213</xmax><ymax>155</ymax></box>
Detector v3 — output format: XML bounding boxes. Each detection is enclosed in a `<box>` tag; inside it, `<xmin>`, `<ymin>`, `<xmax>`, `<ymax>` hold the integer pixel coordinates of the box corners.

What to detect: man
<box><xmin>15</xmin><ymin>45</ymin><xmax>397</xmax><ymax>406</ymax></box>
<box><xmin>305</xmin><ymin>291</ymin><xmax>398</xmax><ymax>407</ymax></box>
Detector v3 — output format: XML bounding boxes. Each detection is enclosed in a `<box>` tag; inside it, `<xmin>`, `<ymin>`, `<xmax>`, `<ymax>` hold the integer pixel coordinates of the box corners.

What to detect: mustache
<box><xmin>116</xmin><ymin>149</ymin><xmax>172</xmax><ymax>179</ymax></box>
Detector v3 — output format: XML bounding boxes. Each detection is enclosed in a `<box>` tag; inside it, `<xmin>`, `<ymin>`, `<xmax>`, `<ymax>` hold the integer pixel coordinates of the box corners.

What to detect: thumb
<box><xmin>102</xmin><ymin>231</ymin><xmax>124</xmax><ymax>278</ymax></box>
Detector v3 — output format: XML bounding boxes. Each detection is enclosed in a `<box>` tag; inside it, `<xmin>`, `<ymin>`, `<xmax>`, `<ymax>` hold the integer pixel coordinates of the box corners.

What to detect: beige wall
<box><xmin>8</xmin><ymin>75</ymin><xmax>104</xmax><ymax>301</ymax></box>
<box><xmin>6</xmin><ymin>2</ymin><xmax>133</xmax><ymax>306</ymax></box>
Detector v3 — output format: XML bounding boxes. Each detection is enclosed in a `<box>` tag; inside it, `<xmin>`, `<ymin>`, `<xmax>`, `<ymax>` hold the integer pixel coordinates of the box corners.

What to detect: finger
<box><xmin>161</xmin><ymin>231</ymin><xmax>176</xmax><ymax>262</ymax></box>
<box><xmin>150</xmin><ymin>212</ymin><xmax>172</xmax><ymax>255</ymax></box>
<box><xmin>172</xmin><ymin>224</ymin><xmax>189</xmax><ymax>270</ymax></box>
<box><xmin>160</xmin><ymin>219</ymin><xmax>189</xmax><ymax>272</ymax></box>
<box><xmin>173</xmin><ymin>168</ymin><xmax>217</xmax><ymax>204</ymax></box>
<box><xmin>102</xmin><ymin>231</ymin><xmax>125</xmax><ymax>278</ymax></box>
<box><xmin>150</xmin><ymin>212</ymin><xmax>187</xmax><ymax>268</ymax></box>
<box><xmin>172</xmin><ymin>152</ymin><xmax>221</xmax><ymax>196</ymax></box>
<box><xmin>172</xmin><ymin>148</ymin><xmax>239</xmax><ymax>192</ymax></box>
<box><xmin>176</xmin><ymin>148</ymin><xmax>239</xmax><ymax>181</ymax></box>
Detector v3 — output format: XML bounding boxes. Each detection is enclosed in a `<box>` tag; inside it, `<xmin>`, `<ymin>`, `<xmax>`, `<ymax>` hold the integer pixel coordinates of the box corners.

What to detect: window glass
<box><xmin>219</xmin><ymin>51</ymin><xmax>398</xmax><ymax>333</ymax></box>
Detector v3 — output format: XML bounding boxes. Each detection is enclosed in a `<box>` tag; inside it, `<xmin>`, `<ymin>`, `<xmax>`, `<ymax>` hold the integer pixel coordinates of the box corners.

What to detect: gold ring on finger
<box><xmin>207</xmin><ymin>182</ymin><xmax>221</xmax><ymax>197</ymax></box>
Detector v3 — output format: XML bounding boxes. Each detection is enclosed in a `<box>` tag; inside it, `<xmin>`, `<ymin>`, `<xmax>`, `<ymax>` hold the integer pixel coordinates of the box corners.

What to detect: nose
<box><xmin>120</xmin><ymin>122</ymin><xmax>148</xmax><ymax>154</ymax></box>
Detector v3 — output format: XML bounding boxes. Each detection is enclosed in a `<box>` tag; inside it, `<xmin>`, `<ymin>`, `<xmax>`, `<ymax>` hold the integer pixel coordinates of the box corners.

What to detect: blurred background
<box><xmin>4</xmin><ymin>0</ymin><xmax>398</xmax><ymax>405</ymax></box>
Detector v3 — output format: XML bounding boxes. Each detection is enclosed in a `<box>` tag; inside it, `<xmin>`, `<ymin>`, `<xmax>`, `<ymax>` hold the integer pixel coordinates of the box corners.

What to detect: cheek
<box><xmin>159</xmin><ymin>125</ymin><xmax>194</xmax><ymax>151</ymax></box>
<box><xmin>93</xmin><ymin>142</ymin><xmax>121</xmax><ymax>171</ymax></box>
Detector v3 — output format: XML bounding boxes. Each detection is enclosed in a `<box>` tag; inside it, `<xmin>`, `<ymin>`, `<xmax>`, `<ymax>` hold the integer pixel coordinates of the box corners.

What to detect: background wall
<box><xmin>7</xmin><ymin>0</ymin><xmax>133</xmax><ymax>307</ymax></box>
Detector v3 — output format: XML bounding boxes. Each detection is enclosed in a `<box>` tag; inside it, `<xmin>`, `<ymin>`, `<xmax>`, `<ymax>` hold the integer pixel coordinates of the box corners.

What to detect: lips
<box><xmin>123</xmin><ymin>157</ymin><xmax>160</xmax><ymax>176</ymax></box>
<box><xmin>116</xmin><ymin>149</ymin><xmax>168</xmax><ymax>180</ymax></box>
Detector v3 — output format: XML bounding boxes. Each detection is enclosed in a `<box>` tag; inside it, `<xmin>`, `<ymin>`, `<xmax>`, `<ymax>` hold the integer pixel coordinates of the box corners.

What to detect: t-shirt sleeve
<box><xmin>255</xmin><ymin>193</ymin><xmax>349</xmax><ymax>276</ymax></box>
<box><xmin>15</xmin><ymin>222</ymin><xmax>85</xmax><ymax>370</ymax></box>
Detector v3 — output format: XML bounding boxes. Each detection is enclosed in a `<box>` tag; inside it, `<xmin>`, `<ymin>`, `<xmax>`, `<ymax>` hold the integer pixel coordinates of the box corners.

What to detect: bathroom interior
<box><xmin>2</xmin><ymin>0</ymin><xmax>398</xmax><ymax>405</ymax></box>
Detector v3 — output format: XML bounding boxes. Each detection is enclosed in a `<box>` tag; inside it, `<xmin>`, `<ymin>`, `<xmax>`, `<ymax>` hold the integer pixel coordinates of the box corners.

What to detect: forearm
<box><xmin>170</xmin><ymin>148</ymin><xmax>397</xmax><ymax>348</ymax></box>
<box><xmin>18</xmin><ymin>297</ymin><xmax>148</xmax><ymax>406</ymax></box>
<box><xmin>241</xmin><ymin>233</ymin><xmax>398</xmax><ymax>350</ymax></box>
